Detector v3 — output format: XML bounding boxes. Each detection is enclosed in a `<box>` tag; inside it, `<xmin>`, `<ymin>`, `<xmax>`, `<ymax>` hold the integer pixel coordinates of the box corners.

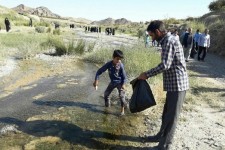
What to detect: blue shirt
<box><xmin>194</xmin><ymin>33</ymin><xmax>201</xmax><ymax>43</ymax></box>
<box><xmin>95</xmin><ymin>61</ymin><xmax>127</xmax><ymax>84</ymax></box>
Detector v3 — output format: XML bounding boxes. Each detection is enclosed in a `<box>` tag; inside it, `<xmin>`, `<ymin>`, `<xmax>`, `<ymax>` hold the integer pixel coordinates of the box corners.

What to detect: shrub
<box><xmin>137</xmin><ymin>28</ymin><xmax>145</xmax><ymax>39</ymax></box>
<box><xmin>209</xmin><ymin>0</ymin><xmax>225</xmax><ymax>11</ymax></box>
<box><xmin>74</xmin><ymin>40</ymin><xmax>86</xmax><ymax>55</ymax></box>
<box><xmin>41</xmin><ymin>36</ymin><xmax>67</xmax><ymax>55</ymax></box>
<box><xmin>35</xmin><ymin>26</ymin><xmax>45</xmax><ymax>33</ymax></box>
<box><xmin>41</xmin><ymin>37</ymin><xmax>86</xmax><ymax>56</ymax></box>
<box><xmin>180</xmin><ymin>21</ymin><xmax>206</xmax><ymax>33</ymax></box>
<box><xmin>35</xmin><ymin>21</ymin><xmax>51</xmax><ymax>27</ymax></box>
<box><xmin>46</xmin><ymin>27</ymin><xmax>52</xmax><ymax>33</ymax></box>
<box><xmin>164</xmin><ymin>18</ymin><xmax>181</xmax><ymax>25</ymax></box>
<box><xmin>87</xmin><ymin>42</ymin><xmax>96</xmax><ymax>52</ymax></box>
<box><xmin>53</xmin><ymin>29</ymin><xmax>60</xmax><ymax>35</ymax></box>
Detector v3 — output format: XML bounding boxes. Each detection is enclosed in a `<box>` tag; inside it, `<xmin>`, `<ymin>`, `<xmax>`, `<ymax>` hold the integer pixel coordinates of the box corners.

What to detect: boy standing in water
<box><xmin>93</xmin><ymin>50</ymin><xmax>127</xmax><ymax>115</ymax></box>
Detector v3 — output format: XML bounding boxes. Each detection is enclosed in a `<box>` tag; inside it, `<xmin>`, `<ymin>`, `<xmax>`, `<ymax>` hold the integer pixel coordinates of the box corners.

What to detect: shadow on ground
<box><xmin>187</xmin><ymin>54</ymin><xmax>225</xmax><ymax>79</ymax></box>
<box><xmin>191</xmin><ymin>86</ymin><xmax>225</xmax><ymax>95</ymax></box>
<box><xmin>0</xmin><ymin>117</ymin><xmax>157</xmax><ymax>150</ymax></box>
<box><xmin>33</xmin><ymin>100</ymin><xmax>119</xmax><ymax>116</ymax></box>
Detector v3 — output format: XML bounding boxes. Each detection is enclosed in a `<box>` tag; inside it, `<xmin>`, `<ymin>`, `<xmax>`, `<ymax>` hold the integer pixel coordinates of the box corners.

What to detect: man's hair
<box><xmin>113</xmin><ymin>50</ymin><xmax>124</xmax><ymax>58</ymax></box>
<box><xmin>147</xmin><ymin>20</ymin><xmax>166</xmax><ymax>33</ymax></box>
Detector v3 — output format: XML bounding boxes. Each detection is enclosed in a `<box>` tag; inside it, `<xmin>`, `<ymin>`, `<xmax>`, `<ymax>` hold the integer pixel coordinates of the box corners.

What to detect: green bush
<box><xmin>46</xmin><ymin>27</ymin><xmax>52</xmax><ymax>33</ymax></box>
<box><xmin>74</xmin><ymin>40</ymin><xmax>85</xmax><ymax>55</ymax></box>
<box><xmin>68</xmin><ymin>40</ymin><xmax>85</xmax><ymax>55</ymax></box>
<box><xmin>164</xmin><ymin>18</ymin><xmax>181</xmax><ymax>25</ymax></box>
<box><xmin>180</xmin><ymin>21</ymin><xmax>206</xmax><ymax>33</ymax></box>
<box><xmin>53</xmin><ymin>29</ymin><xmax>60</xmax><ymax>35</ymax></box>
<box><xmin>137</xmin><ymin>28</ymin><xmax>145</xmax><ymax>39</ymax></box>
<box><xmin>35</xmin><ymin>21</ymin><xmax>51</xmax><ymax>27</ymax></box>
<box><xmin>209</xmin><ymin>0</ymin><xmax>225</xmax><ymax>11</ymax></box>
<box><xmin>87</xmin><ymin>42</ymin><xmax>96</xmax><ymax>52</ymax></box>
<box><xmin>41</xmin><ymin>36</ymin><xmax>67</xmax><ymax>55</ymax></box>
<box><xmin>35</xmin><ymin>26</ymin><xmax>46</xmax><ymax>33</ymax></box>
<box><xmin>41</xmin><ymin>37</ymin><xmax>86</xmax><ymax>56</ymax></box>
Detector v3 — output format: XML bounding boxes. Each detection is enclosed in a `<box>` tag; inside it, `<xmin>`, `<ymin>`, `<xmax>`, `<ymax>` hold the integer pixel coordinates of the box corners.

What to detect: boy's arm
<box><xmin>93</xmin><ymin>62</ymin><xmax>110</xmax><ymax>87</ymax></box>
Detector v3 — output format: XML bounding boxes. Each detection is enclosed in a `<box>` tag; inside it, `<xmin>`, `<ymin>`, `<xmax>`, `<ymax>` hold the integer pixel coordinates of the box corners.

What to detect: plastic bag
<box><xmin>129</xmin><ymin>78</ymin><xmax>156</xmax><ymax>113</ymax></box>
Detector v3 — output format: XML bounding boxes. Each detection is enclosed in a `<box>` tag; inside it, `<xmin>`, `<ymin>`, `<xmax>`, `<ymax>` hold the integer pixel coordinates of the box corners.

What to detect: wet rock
<box><xmin>58</xmin><ymin>107</ymin><xmax>65</xmax><ymax>111</ymax></box>
<box><xmin>0</xmin><ymin>125</ymin><xmax>20</xmax><ymax>135</ymax></box>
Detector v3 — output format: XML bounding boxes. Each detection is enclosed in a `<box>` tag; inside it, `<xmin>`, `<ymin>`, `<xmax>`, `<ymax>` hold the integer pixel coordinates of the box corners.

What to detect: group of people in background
<box><xmin>145</xmin><ymin>27</ymin><xmax>211</xmax><ymax>62</ymax></box>
<box><xmin>180</xmin><ymin>28</ymin><xmax>210</xmax><ymax>62</ymax></box>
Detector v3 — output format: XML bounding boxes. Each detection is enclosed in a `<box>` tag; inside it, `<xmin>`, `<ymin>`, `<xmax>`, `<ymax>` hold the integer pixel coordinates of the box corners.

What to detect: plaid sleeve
<box><xmin>146</xmin><ymin>40</ymin><xmax>175</xmax><ymax>78</ymax></box>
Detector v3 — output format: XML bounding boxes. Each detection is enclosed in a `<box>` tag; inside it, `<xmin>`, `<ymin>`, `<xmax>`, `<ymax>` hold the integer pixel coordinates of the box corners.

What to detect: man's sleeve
<box><xmin>208</xmin><ymin>35</ymin><xmax>210</xmax><ymax>48</ymax></box>
<box><xmin>95</xmin><ymin>62</ymin><xmax>109</xmax><ymax>80</ymax></box>
<box><xmin>146</xmin><ymin>41</ymin><xmax>176</xmax><ymax>78</ymax></box>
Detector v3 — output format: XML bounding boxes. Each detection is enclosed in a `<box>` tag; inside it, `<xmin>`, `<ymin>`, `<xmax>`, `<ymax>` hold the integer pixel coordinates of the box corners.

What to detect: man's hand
<box><xmin>138</xmin><ymin>72</ymin><xmax>148</xmax><ymax>80</ymax></box>
<box><xmin>93</xmin><ymin>80</ymin><xmax>99</xmax><ymax>90</ymax></box>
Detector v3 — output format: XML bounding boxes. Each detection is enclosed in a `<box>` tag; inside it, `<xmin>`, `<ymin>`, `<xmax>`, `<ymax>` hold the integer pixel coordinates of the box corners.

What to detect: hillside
<box><xmin>12</xmin><ymin>4</ymin><xmax>61</xmax><ymax>18</ymax></box>
<box><xmin>12</xmin><ymin>4</ymin><xmax>32</xmax><ymax>14</ymax></box>
<box><xmin>200</xmin><ymin>11</ymin><xmax>225</xmax><ymax>57</ymax></box>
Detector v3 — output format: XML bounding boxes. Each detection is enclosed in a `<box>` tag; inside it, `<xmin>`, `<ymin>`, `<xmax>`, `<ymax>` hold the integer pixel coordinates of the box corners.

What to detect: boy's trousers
<box><xmin>104</xmin><ymin>83</ymin><xmax>126</xmax><ymax>107</ymax></box>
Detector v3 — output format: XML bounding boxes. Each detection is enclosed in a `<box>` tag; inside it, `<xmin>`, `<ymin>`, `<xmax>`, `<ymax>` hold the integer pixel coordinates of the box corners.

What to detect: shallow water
<box><xmin>0</xmin><ymin>59</ymin><xmax>157</xmax><ymax>149</ymax></box>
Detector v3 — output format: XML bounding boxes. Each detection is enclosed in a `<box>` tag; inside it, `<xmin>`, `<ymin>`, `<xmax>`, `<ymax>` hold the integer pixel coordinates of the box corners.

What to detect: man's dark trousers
<box><xmin>157</xmin><ymin>91</ymin><xmax>186</xmax><ymax>149</ymax></box>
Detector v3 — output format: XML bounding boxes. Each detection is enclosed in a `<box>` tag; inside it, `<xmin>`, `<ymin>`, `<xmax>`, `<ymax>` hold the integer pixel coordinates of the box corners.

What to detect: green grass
<box><xmin>0</xmin><ymin>32</ymin><xmax>49</xmax><ymax>59</ymax></box>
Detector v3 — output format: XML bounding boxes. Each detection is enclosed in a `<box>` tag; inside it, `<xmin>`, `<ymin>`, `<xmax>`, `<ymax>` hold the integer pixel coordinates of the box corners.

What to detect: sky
<box><xmin>0</xmin><ymin>0</ymin><xmax>214</xmax><ymax>22</ymax></box>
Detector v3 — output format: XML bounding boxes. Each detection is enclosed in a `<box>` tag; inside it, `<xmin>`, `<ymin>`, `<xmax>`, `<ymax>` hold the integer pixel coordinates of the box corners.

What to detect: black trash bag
<box><xmin>129</xmin><ymin>78</ymin><xmax>156</xmax><ymax>113</ymax></box>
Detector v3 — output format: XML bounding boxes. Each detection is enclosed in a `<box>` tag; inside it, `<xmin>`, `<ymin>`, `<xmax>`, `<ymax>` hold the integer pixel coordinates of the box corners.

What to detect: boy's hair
<box><xmin>147</xmin><ymin>20</ymin><xmax>166</xmax><ymax>33</ymax></box>
<box><xmin>113</xmin><ymin>50</ymin><xmax>124</xmax><ymax>58</ymax></box>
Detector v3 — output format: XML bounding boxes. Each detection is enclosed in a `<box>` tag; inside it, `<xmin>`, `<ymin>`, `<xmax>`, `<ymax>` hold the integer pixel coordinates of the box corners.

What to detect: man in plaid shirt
<box><xmin>138</xmin><ymin>20</ymin><xmax>189</xmax><ymax>150</ymax></box>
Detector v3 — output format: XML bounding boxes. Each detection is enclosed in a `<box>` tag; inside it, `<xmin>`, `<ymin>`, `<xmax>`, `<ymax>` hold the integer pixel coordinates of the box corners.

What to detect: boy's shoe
<box><xmin>120</xmin><ymin>112</ymin><xmax>125</xmax><ymax>116</ymax></box>
<box><xmin>105</xmin><ymin>100</ymin><xmax>111</xmax><ymax>107</ymax></box>
<box><xmin>105</xmin><ymin>103</ymin><xmax>111</xmax><ymax>107</ymax></box>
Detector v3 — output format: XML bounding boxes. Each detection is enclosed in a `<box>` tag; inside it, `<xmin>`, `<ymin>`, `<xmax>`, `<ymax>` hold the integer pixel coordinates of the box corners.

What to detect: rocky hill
<box><xmin>91</xmin><ymin>17</ymin><xmax>131</xmax><ymax>26</ymax></box>
<box><xmin>115</xmin><ymin>18</ymin><xmax>131</xmax><ymax>25</ymax></box>
<box><xmin>11</xmin><ymin>4</ymin><xmax>32</xmax><ymax>14</ymax></box>
<box><xmin>12</xmin><ymin>4</ymin><xmax>61</xmax><ymax>18</ymax></box>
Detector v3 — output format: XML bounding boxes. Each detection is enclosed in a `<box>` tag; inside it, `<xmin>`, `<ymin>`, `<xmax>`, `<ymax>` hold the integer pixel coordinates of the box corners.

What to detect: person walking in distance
<box><xmin>5</xmin><ymin>18</ymin><xmax>11</xmax><ymax>32</ymax></box>
<box><xmin>198</xmin><ymin>29</ymin><xmax>210</xmax><ymax>61</ymax></box>
<box><xmin>182</xmin><ymin>28</ymin><xmax>193</xmax><ymax>62</ymax></box>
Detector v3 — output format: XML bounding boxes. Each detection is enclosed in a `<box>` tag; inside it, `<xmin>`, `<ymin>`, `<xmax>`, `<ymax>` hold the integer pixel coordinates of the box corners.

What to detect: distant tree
<box><xmin>209</xmin><ymin>0</ymin><xmax>225</xmax><ymax>11</ymax></box>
